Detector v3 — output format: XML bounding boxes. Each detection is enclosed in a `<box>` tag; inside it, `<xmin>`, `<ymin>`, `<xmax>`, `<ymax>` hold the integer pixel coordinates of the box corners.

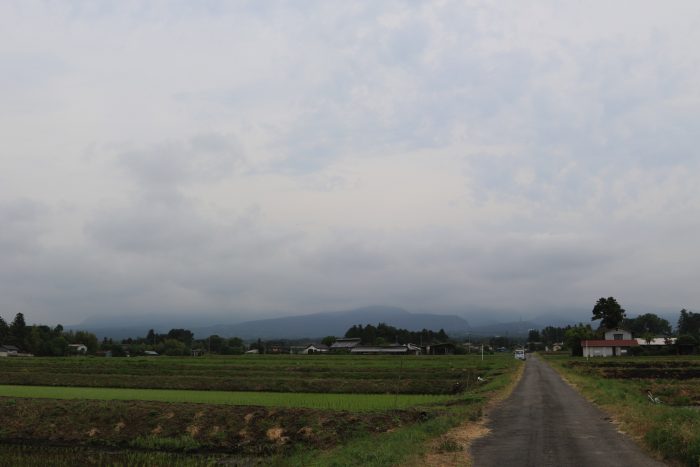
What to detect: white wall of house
<box><xmin>604</xmin><ymin>329</ymin><xmax>632</xmax><ymax>340</ymax></box>
<box><xmin>583</xmin><ymin>346</ymin><xmax>614</xmax><ymax>357</ymax></box>
<box><xmin>583</xmin><ymin>346</ymin><xmax>631</xmax><ymax>357</ymax></box>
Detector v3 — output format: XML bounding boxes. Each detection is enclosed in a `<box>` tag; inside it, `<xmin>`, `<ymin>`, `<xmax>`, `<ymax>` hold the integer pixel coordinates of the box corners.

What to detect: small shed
<box><xmin>422</xmin><ymin>343</ymin><xmax>455</xmax><ymax>355</ymax></box>
<box><xmin>68</xmin><ymin>344</ymin><xmax>88</xmax><ymax>354</ymax></box>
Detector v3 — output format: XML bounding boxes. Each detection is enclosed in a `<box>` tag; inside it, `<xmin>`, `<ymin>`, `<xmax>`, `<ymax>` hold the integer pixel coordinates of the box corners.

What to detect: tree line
<box><xmin>110</xmin><ymin>329</ymin><xmax>246</xmax><ymax>356</ymax></box>
<box><xmin>527</xmin><ymin>298</ymin><xmax>700</xmax><ymax>356</ymax></box>
<box><xmin>0</xmin><ymin>313</ymin><xmax>248</xmax><ymax>357</ymax></box>
<box><xmin>0</xmin><ymin>313</ymin><xmax>98</xmax><ymax>356</ymax></box>
<box><xmin>343</xmin><ymin>322</ymin><xmax>450</xmax><ymax>346</ymax></box>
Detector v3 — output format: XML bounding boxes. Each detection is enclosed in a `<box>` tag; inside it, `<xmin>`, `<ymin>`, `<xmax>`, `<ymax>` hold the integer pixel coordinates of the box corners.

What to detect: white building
<box><xmin>582</xmin><ymin>329</ymin><xmax>638</xmax><ymax>357</ymax></box>
<box><xmin>635</xmin><ymin>337</ymin><xmax>676</xmax><ymax>346</ymax></box>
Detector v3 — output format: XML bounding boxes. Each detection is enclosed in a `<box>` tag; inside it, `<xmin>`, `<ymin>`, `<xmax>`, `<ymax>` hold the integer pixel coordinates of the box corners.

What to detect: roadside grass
<box><xmin>544</xmin><ymin>355</ymin><xmax>700</xmax><ymax>466</ymax></box>
<box><xmin>274</xmin><ymin>358</ymin><xmax>522</xmax><ymax>467</ymax></box>
<box><xmin>0</xmin><ymin>385</ymin><xmax>453</xmax><ymax>411</ymax></box>
<box><xmin>275</xmin><ymin>394</ymin><xmax>483</xmax><ymax>467</ymax></box>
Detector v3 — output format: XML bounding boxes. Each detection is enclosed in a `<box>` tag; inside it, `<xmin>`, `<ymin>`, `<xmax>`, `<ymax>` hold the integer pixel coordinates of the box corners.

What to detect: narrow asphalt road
<box><xmin>470</xmin><ymin>355</ymin><xmax>666</xmax><ymax>467</ymax></box>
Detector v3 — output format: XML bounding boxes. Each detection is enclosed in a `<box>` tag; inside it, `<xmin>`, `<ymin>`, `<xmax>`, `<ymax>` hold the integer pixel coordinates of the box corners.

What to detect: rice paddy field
<box><xmin>0</xmin><ymin>354</ymin><xmax>521</xmax><ymax>466</ymax></box>
<box><xmin>544</xmin><ymin>354</ymin><xmax>700</xmax><ymax>466</ymax></box>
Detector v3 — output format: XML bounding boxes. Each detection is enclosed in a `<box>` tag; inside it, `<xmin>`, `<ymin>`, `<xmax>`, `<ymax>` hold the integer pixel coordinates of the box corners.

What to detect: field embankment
<box><xmin>544</xmin><ymin>354</ymin><xmax>700</xmax><ymax>466</ymax></box>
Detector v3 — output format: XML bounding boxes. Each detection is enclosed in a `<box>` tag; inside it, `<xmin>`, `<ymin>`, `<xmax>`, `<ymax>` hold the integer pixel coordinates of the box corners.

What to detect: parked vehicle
<box><xmin>514</xmin><ymin>349</ymin><xmax>526</xmax><ymax>360</ymax></box>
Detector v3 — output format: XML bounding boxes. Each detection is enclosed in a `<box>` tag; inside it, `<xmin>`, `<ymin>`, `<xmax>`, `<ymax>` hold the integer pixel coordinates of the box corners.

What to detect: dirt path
<box><xmin>469</xmin><ymin>355</ymin><xmax>666</xmax><ymax>467</ymax></box>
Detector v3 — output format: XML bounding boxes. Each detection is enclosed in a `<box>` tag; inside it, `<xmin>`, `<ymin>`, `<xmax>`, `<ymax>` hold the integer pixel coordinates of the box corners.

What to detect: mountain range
<box><xmin>73</xmin><ymin>305</ymin><xmax>587</xmax><ymax>341</ymax></box>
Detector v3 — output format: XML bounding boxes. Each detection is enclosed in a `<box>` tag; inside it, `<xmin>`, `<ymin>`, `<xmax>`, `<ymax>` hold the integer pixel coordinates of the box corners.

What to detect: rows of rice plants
<box><xmin>0</xmin><ymin>354</ymin><xmax>504</xmax><ymax>394</ymax></box>
<box><xmin>0</xmin><ymin>385</ymin><xmax>454</xmax><ymax>411</ymax></box>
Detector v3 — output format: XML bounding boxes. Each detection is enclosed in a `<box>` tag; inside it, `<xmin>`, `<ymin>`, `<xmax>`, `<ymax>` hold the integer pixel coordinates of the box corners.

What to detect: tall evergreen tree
<box><xmin>678</xmin><ymin>309</ymin><xmax>700</xmax><ymax>338</ymax></box>
<box><xmin>9</xmin><ymin>312</ymin><xmax>28</xmax><ymax>346</ymax></box>
<box><xmin>0</xmin><ymin>314</ymin><xmax>9</xmax><ymax>342</ymax></box>
<box><xmin>591</xmin><ymin>297</ymin><xmax>626</xmax><ymax>329</ymax></box>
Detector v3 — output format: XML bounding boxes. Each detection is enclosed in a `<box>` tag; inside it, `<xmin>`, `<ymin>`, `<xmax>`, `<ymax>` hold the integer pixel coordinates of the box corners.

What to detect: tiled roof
<box><xmin>330</xmin><ymin>339</ymin><xmax>361</xmax><ymax>349</ymax></box>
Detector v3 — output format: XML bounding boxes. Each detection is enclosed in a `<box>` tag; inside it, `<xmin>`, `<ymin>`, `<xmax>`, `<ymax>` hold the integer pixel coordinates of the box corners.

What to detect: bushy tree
<box><xmin>540</xmin><ymin>326</ymin><xmax>567</xmax><ymax>346</ymax></box>
<box><xmin>158</xmin><ymin>338</ymin><xmax>189</xmax><ymax>356</ymax></box>
<box><xmin>166</xmin><ymin>329</ymin><xmax>194</xmax><ymax>346</ymax></box>
<box><xmin>9</xmin><ymin>312</ymin><xmax>28</xmax><ymax>347</ymax></box>
<box><xmin>591</xmin><ymin>297</ymin><xmax>626</xmax><ymax>329</ymax></box>
<box><xmin>678</xmin><ymin>309</ymin><xmax>700</xmax><ymax>339</ymax></box>
<box><xmin>72</xmin><ymin>330</ymin><xmax>99</xmax><ymax>353</ymax></box>
<box><xmin>344</xmin><ymin>323</ymin><xmax>449</xmax><ymax>345</ymax></box>
<box><xmin>565</xmin><ymin>323</ymin><xmax>595</xmax><ymax>356</ymax></box>
<box><xmin>0</xmin><ymin>315</ymin><xmax>9</xmax><ymax>342</ymax></box>
<box><xmin>528</xmin><ymin>329</ymin><xmax>541</xmax><ymax>342</ymax></box>
<box><xmin>224</xmin><ymin>337</ymin><xmax>245</xmax><ymax>354</ymax></box>
<box><xmin>321</xmin><ymin>336</ymin><xmax>336</xmax><ymax>346</ymax></box>
<box><xmin>623</xmin><ymin>313</ymin><xmax>672</xmax><ymax>337</ymax></box>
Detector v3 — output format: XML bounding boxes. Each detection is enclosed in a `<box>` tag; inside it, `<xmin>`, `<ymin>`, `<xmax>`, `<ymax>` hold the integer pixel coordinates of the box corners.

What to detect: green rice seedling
<box><xmin>0</xmin><ymin>385</ymin><xmax>453</xmax><ymax>411</ymax></box>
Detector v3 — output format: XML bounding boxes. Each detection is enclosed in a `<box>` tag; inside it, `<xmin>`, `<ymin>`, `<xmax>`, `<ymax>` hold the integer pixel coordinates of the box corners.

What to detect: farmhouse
<box><xmin>302</xmin><ymin>344</ymin><xmax>329</xmax><ymax>354</ymax></box>
<box><xmin>582</xmin><ymin>328</ymin><xmax>638</xmax><ymax>357</ymax></box>
<box><xmin>0</xmin><ymin>345</ymin><xmax>20</xmax><ymax>357</ymax></box>
<box><xmin>329</xmin><ymin>338</ymin><xmax>361</xmax><ymax>351</ymax></box>
<box><xmin>350</xmin><ymin>344</ymin><xmax>421</xmax><ymax>355</ymax></box>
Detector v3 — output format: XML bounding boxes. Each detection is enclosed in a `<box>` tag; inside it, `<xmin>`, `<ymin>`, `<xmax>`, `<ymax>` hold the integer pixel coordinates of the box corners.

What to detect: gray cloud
<box><xmin>118</xmin><ymin>134</ymin><xmax>245</xmax><ymax>188</ymax></box>
<box><xmin>1</xmin><ymin>1</ymin><xmax>699</xmax><ymax>326</ymax></box>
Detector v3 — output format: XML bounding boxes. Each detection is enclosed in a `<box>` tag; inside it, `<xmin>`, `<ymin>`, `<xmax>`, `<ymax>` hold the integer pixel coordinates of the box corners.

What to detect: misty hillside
<box><xmin>74</xmin><ymin>306</ymin><xmax>593</xmax><ymax>341</ymax></box>
<box><xmin>192</xmin><ymin>306</ymin><xmax>471</xmax><ymax>339</ymax></box>
<box><xmin>77</xmin><ymin>306</ymin><xmax>471</xmax><ymax>340</ymax></box>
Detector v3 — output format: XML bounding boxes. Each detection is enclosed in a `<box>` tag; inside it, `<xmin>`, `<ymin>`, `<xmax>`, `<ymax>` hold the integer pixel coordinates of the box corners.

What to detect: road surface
<box><xmin>470</xmin><ymin>355</ymin><xmax>666</xmax><ymax>467</ymax></box>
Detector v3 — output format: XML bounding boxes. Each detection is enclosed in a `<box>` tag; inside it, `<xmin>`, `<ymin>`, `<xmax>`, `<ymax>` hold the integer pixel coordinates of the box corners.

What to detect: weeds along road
<box><xmin>470</xmin><ymin>355</ymin><xmax>666</xmax><ymax>467</ymax></box>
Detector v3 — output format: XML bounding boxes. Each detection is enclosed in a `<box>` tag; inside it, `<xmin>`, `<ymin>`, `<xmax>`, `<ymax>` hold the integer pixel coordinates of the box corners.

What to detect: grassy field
<box><xmin>544</xmin><ymin>354</ymin><xmax>700</xmax><ymax>466</ymax></box>
<box><xmin>0</xmin><ymin>354</ymin><xmax>522</xmax><ymax>466</ymax></box>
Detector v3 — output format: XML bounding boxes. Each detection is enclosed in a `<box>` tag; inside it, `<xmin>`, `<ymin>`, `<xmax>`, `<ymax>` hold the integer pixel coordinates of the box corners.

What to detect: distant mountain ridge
<box><xmin>191</xmin><ymin>306</ymin><xmax>471</xmax><ymax>339</ymax></box>
<box><xmin>72</xmin><ymin>306</ymin><xmax>587</xmax><ymax>341</ymax></box>
<box><xmin>75</xmin><ymin>306</ymin><xmax>471</xmax><ymax>340</ymax></box>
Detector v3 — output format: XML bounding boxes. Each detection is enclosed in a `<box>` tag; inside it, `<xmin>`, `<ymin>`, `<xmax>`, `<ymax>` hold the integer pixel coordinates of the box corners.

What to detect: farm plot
<box><xmin>0</xmin><ymin>355</ymin><xmax>492</xmax><ymax>394</ymax></box>
<box><xmin>0</xmin><ymin>354</ymin><xmax>520</xmax><ymax>466</ymax></box>
<box><xmin>564</xmin><ymin>357</ymin><xmax>700</xmax><ymax>406</ymax></box>
<box><xmin>546</xmin><ymin>355</ymin><xmax>700</xmax><ymax>466</ymax></box>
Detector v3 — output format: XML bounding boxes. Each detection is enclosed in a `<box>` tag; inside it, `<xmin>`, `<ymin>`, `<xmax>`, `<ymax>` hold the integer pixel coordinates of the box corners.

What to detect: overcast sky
<box><xmin>2</xmin><ymin>1</ymin><xmax>699</xmax><ymax>326</ymax></box>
